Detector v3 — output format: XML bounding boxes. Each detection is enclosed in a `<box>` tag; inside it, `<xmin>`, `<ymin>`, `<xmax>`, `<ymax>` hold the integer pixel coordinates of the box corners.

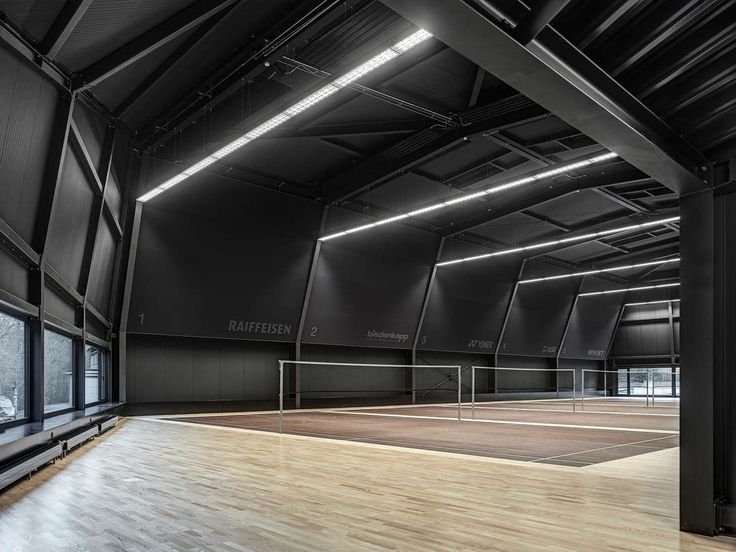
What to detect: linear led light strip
<box><xmin>319</xmin><ymin>151</ymin><xmax>618</xmax><ymax>241</ymax></box>
<box><xmin>626</xmin><ymin>298</ymin><xmax>680</xmax><ymax>306</ymax></box>
<box><xmin>137</xmin><ymin>29</ymin><xmax>434</xmax><ymax>203</ymax></box>
<box><xmin>436</xmin><ymin>216</ymin><xmax>680</xmax><ymax>267</ymax></box>
<box><xmin>518</xmin><ymin>258</ymin><xmax>680</xmax><ymax>284</ymax></box>
<box><xmin>579</xmin><ymin>282</ymin><xmax>680</xmax><ymax>297</ymax></box>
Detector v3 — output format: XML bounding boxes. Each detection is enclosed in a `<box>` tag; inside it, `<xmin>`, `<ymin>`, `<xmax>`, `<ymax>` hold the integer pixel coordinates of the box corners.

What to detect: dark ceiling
<box><xmin>2</xmin><ymin>0</ymin><xmax>733</xmax><ymax>288</ymax></box>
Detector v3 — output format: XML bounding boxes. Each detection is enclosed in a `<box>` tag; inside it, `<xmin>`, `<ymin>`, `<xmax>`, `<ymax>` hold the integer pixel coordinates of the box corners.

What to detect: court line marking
<box><xmin>324</xmin><ymin>410</ymin><xmax>679</xmax><ymax>434</ymax></box>
<box><xmin>532</xmin><ymin>434</ymin><xmax>678</xmax><ymax>463</ymax></box>
<box><xmin>446</xmin><ymin>404</ymin><xmax>679</xmax><ymax>418</ymax></box>
<box><xmin>140</xmin><ymin>417</ymin><xmax>587</xmax><ymax>470</ymax></box>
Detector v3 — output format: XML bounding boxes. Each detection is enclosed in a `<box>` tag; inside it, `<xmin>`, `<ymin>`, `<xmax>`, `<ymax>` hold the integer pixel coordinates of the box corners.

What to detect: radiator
<box><xmin>0</xmin><ymin>443</ymin><xmax>63</xmax><ymax>491</ymax></box>
<box><xmin>64</xmin><ymin>426</ymin><xmax>99</xmax><ymax>453</ymax></box>
<box><xmin>99</xmin><ymin>416</ymin><xmax>119</xmax><ymax>433</ymax></box>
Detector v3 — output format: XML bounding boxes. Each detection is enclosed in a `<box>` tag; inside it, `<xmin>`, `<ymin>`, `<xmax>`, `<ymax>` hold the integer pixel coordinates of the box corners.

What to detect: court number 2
<box><xmin>310</xmin><ymin>326</ymin><xmax>318</xmax><ymax>337</ymax></box>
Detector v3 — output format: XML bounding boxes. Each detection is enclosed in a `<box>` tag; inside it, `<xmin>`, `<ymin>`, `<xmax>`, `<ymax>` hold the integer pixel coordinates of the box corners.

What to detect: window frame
<box><xmin>84</xmin><ymin>341</ymin><xmax>107</xmax><ymax>407</ymax></box>
<box><xmin>42</xmin><ymin>325</ymin><xmax>77</xmax><ymax>418</ymax></box>
<box><xmin>0</xmin><ymin>306</ymin><xmax>30</xmax><ymax>428</ymax></box>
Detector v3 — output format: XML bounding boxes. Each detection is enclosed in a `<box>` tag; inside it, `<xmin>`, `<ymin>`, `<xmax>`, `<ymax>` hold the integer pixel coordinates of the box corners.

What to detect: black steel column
<box><xmin>680</xmin><ymin>186</ymin><xmax>736</xmax><ymax>535</ymax></box>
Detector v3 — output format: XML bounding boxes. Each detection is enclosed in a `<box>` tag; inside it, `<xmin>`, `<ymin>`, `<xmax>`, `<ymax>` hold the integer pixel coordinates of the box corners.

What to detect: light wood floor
<box><xmin>0</xmin><ymin>417</ymin><xmax>733</xmax><ymax>552</ymax></box>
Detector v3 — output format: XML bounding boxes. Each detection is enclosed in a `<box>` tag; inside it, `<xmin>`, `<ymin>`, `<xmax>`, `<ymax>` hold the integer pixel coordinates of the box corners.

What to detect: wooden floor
<box><xmin>0</xmin><ymin>417</ymin><xmax>733</xmax><ymax>551</ymax></box>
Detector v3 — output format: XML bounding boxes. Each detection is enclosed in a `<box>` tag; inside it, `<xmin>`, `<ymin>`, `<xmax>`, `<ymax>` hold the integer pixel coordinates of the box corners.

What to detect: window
<box><xmin>85</xmin><ymin>344</ymin><xmax>104</xmax><ymax>405</ymax></box>
<box><xmin>0</xmin><ymin>311</ymin><xmax>26</xmax><ymax>423</ymax></box>
<box><xmin>44</xmin><ymin>329</ymin><xmax>74</xmax><ymax>413</ymax></box>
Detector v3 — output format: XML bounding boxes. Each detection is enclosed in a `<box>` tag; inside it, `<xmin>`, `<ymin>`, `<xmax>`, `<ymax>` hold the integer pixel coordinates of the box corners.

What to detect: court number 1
<box><xmin>138</xmin><ymin>313</ymin><xmax>145</xmax><ymax>326</ymax></box>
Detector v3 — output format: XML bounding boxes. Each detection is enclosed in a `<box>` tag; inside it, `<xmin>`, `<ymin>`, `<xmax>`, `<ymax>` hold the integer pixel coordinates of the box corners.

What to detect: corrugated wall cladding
<box><xmin>72</xmin><ymin>103</ymin><xmax>108</xmax><ymax>172</ymax></box>
<box><xmin>0</xmin><ymin>247</ymin><xmax>28</xmax><ymax>301</ymax></box>
<box><xmin>45</xmin><ymin>147</ymin><xmax>96</xmax><ymax>287</ymax></box>
<box><xmin>0</xmin><ymin>44</ymin><xmax>59</xmax><ymax>244</ymax></box>
<box><xmin>611</xmin><ymin>321</ymin><xmax>673</xmax><ymax>357</ymax></box>
<box><xmin>0</xmin><ymin>0</ymin><xmax>64</xmax><ymax>43</ymax></box>
<box><xmin>86</xmin><ymin>313</ymin><xmax>108</xmax><ymax>341</ymax></box>
<box><xmin>44</xmin><ymin>284</ymin><xmax>76</xmax><ymax>326</ymax></box>
<box><xmin>56</xmin><ymin>0</ymin><xmax>195</xmax><ymax>71</ymax></box>
<box><xmin>126</xmin><ymin>334</ymin><xmax>291</xmax><ymax>403</ymax></box>
<box><xmin>87</xmin><ymin>216</ymin><xmax>117</xmax><ymax>317</ymax></box>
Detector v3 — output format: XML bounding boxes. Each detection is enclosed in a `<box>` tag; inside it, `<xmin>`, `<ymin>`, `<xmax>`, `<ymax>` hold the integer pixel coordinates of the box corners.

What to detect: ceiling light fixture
<box><xmin>518</xmin><ymin>258</ymin><xmax>680</xmax><ymax>284</ymax></box>
<box><xmin>319</xmin><ymin>151</ymin><xmax>619</xmax><ymax>241</ymax></box>
<box><xmin>436</xmin><ymin>216</ymin><xmax>680</xmax><ymax>267</ymax></box>
<box><xmin>625</xmin><ymin>298</ymin><xmax>681</xmax><ymax>306</ymax></box>
<box><xmin>137</xmin><ymin>29</ymin><xmax>434</xmax><ymax>203</ymax></box>
<box><xmin>578</xmin><ymin>282</ymin><xmax>680</xmax><ymax>297</ymax></box>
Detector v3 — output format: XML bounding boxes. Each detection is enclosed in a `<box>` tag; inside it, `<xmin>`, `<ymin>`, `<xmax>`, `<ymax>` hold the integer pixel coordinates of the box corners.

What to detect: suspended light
<box><xmin>436</xmin><ymin>216</ymin><xmax>680</xmax><ymax>267</ymax></box>
<box><xmin>518</xmin><ymin>258</ymin><xmax>680</xmax><ymax>284</ymax></box>
<box><xmin>137</xmin><ymin>29</ymin><xmax>434</xmax><ymax>203</ymax></box>
<box><xmin>319</xmin><ymin>151</ymin><xmax>619</xmax><ymax>241</ymax></box>
<box><xmin>578</xmin><ymin>282</ymin><xmax>680</xmax><ymax>297</ymax></box>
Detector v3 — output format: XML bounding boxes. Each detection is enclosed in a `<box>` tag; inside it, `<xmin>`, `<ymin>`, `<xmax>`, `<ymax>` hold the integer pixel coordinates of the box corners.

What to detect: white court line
<box><xmin>141</xmin><ymin>416</ymin><xmax>577</xmax><ymax>469</ymax></box>
<box><xmin>532</xmin><ymin>434</ymin><xmax>678</xmax><ymax>463</ymax></box>
<box><xmin>450</xmin><ymin>404</ymin><xmax>679</xmax><ymax>418</ymax></box>
<box><xmin>325</xmin><ymin>410</ymin><xmax>679</xmax><ymax>434</ymax></box>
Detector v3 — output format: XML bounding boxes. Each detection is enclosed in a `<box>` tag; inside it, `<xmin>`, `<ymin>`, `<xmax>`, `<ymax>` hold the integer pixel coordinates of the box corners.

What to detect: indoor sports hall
<box><xmin>0</xmin><ymin>1</ymin><xmax>734</xmax><ymax>550</ymax></box>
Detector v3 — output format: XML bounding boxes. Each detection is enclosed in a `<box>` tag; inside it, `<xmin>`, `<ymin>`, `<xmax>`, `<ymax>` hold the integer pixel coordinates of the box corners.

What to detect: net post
<box><xmin>572</xmin><ymin>369</ymin><xmax>576</xmax><ymax>413</ymax></box>
<box><xmin>471</xmin><ymin>366</ymin><xmax>476</xmax><ymax>419</ymax></box>
<box><xmin>652</xmin><ymin>369</ymin><xmax>655</xmax><ymax>407</ymax></box>
<box><xmin>457</xmin><ymin>365</ymin><xmax>462</xmax><ymax>421</ymax></box>
<box><xmin>646</xmin><ymin>370</ymin><xmax>650</xmax><ymax>407</ymax></box>
<box><xmin>604</xmin><ymin>370</ymin><xmax>607</xmax><ymax>398</ymax></box>
<box><xmin>580</xmin><ymin>370</ymin><xmax>584</xmax><ymax>411</ymax></box>
<box><xmin>279</xmin><ymin>360</ymin><xmax>284</xmax><ymax>434</ymax></box>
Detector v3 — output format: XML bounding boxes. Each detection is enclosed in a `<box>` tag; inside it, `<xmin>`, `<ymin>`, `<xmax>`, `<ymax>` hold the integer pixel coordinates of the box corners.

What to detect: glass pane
<box><xmin>652</xmin><ymin>367</ymin><xmax>672</xmax><ymax>396</ymax></box>
<box><xmin>0</xmin><ymin>311</ymin><xmax>26</xmax><ymax>422</ymax></box>
<box><xmin>617</xmin><ymin>369</ymin><xmax>628</xmax><ymax>395</ymax></box>
<box><xmin>85</xmin><ymin>344</ymin><xmax>103</xmax><ymax>405</ymax></box>
<box><xmin>44</xmin><ymin>330</ymin><xmax>74</xmax><ymax>413</ymax></box>
<box><xmin>629</xmin><ymin>369</ymin><xmax>648</xmax><ymax>396</ymax></box>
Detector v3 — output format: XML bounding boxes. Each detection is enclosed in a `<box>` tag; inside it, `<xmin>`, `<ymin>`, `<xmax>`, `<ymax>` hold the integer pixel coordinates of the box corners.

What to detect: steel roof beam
<box><xmin>512</xmin><ymin>0</ymin><xmax>572</xmax><ymax>45</ymax></box>
<box><xmin>39</xmin><ymin>0</ymin><xmax>93</xmax><ymax>59</ymax></box>
<box><xmin>380</xmin><ymin>0</ymin><xmax>708</xmax><ymax>194</ymax></box>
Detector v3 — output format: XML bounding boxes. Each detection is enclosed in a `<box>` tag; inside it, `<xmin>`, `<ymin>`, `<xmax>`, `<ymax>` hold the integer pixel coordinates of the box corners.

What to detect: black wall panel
<box><xmin>126</xmin><ymin>334</ymin><xmax>290</xmax><ymax>402</ymax></box>
<box><xmin>0</xmin><ymin>44</ymin><xmax>59</xmax><ymax>244</ymax></box>
<box><xmin>499</xmin><ymin>277</ymin><xmax>580</xmax><ymax>357</ymax></box>
<box><xmin>87</xmin><ymin>218</ymin><xmax>117</xmax><ymax>317</ymax></box>
<box><xmin>129</xmin><ymin>174</ymin><xmax>322</xmax><ymax>341</ymax></box>
<box><xmin>46</xmin><ymin>148</ymin><xmax>96</xmax><ymax>287</ymax></box>
<box><xmin>419</xmin><ymin>256</ymin><xmax>521</xmax><ymax>353</ymax></box>
<box><xmin>611</xmin><ymin>321</ymin><xmax>673</xmax><ymax>357</ymax></box>
<box><xmin>495</xmin><ymin>354</ymin><xmax>555</xmax><ymax>391</ymax></box>
<box><xmin>86</xmin><ymin>313</ymin><xmax>108</xmax><ymax>341</ymax></box>
<box><xmin>44</xmin><ymin>285</ymin><xmax>75</xmax><ymax>325</ymax></box>
<box><xmin>0</xmin><ymin>247</ymin><xmax>29</xmax><ymax>302</ymax></box>
<box><xmin>72</xmin><ymin>103</ymin><xmax>107</xmax><ymax>172</ymax></box>
<box><xmin>302</xmin><ymin>218</ymin><xmax>439</xmax><ymax>349</ymax></box>
<box><xmin>560</xmin><ymin>295</ymin><xmax>623</xmax><ymax>360</ymax></box>
<box><xmin>299</xmin><ymin>345</ymin><xmax>409</xmax><ymax>397</ymax></box>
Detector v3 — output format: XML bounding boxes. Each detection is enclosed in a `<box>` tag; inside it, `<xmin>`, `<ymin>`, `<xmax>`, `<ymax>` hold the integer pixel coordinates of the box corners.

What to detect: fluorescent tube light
<box><xmin>137</xmin><ymin>29</ymin><xmax>434</xmax><ymax>203</ymax></box>
<box><xmin>578</xmin><ymin>282</ymin><xmax>680</xmax><ymax>297</ymax></box>
<box><xmin>518</xmin><ymin>258</ymin><xmax>680</xmax><ymax>284</ymax></box>
<box><xmin>436</xmin><ymin>216</ymin><xmax>680</xmax><ymax>267</ymax></box>
<box><xmin>318</xmin><ymin>152</ymin><xmax>618</xmax><ymax>241</ymax></box>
